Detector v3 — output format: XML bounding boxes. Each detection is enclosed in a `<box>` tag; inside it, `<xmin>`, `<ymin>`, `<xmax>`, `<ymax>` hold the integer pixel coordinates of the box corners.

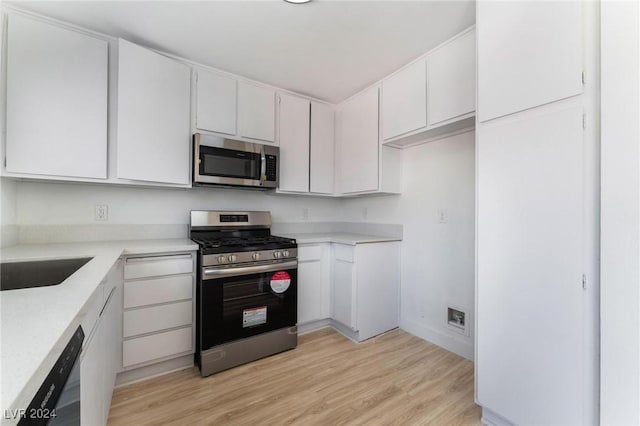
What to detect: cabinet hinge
<box><xmin>582</xmin><ymin>274</ymin><xmax>587</xmax><ymax>290</ymax></box>
<box><xmin>582</xmin><ymin>114</ymin><xmax>586</xmax><ymax>129</ymax></box>
<box><xmin>581</xmin><ymin>71</ymin><xmax>585</xmax><ymax>85</ymax></box>
<box><xmin>3</xmin><ymin>156</ymin><xmax>6</xmax><ymax>168</ymax></box>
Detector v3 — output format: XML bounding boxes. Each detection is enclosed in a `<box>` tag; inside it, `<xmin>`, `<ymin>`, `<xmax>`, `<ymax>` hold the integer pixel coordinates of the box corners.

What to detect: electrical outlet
<box><xmin>95</xmin><ymin>204</ymin><xmax>108</xmax><ymax>221</ymax></box>
<box><xmin>437</xmin><ymin>208</ymin><xmax>448</xmax><ymax>224</ymax></box>
<box><xmin>362</xmin><ymin>207</ymin><xmax>368</xmax><ymax>220</ymax></box>
<box><xmin>302</xmin><ymin>208</ymin><xmax>309</xmax><ymax>220</ymax></box>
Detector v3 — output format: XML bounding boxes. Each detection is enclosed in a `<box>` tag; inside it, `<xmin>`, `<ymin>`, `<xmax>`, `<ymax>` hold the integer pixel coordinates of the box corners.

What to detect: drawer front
<box><xmin>123</xmin><ymin>301</ymin><xmax>193</xmax><ymax>338</ymax></box>
<box><xmin>122</xmin><ymin>327</ymin><xmax>192</xmax><ymax>368</ymax></box>
<box><xmin>124</xmin><ymin>275</ymin><xmax>193</xmax><ymax>309</ymax></box>
<box><xmin>124</xmin><ymin>254</ymin><xmax>193</xmax><ymax>280</ymax></box>
<box><xmin>333</xmin><ymin>244</ymin><xmax>354</xmax><ymax>263</ymax></box>
<box><xmin>298</xmin><ymin>244</ymin><xmax>323</xmax><ymax>262</ymax></box>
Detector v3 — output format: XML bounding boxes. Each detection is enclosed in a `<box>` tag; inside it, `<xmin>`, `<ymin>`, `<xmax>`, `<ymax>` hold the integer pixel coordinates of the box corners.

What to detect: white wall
<box><xmin>13</xmin><ymin>181</ymin><xmax>342</xmax><ymax>226</ymax></box>
<box><xmin>342</xmin><ymin>131</ymin><xmax>475</xmax><ymax>359</ymax></box>
<box><xmin>600</xmin><ymin>1</ymin><xmax>640</xmax><ymax>423</ymax></box>
<box><xmin>1</xmin><ymin>177</ymin><xmax>18</xmax><ymax>247</ymax></box>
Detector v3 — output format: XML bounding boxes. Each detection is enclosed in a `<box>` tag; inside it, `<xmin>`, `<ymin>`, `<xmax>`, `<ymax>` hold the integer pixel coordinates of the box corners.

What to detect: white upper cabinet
<box><xmin>195</xmin><ymin>70</ymin><xmax>237</xmax><ymax>135</ymax></box>
<box><xmin>478</xmin><ymin>2</ymin><xmax>583</xmax><ymax>122</ymax></box>
<box><xmin>238</xmin><ymin>82</ymin><xmax>276</xmax><ymax>143</ymax></box>
<box><xmin>117</xmin><ymin>39</ymin><xmax>191</xmax><ymax>185</ymax></box>
<box><xmin>310</xmin><ymin>102</ymin><xmax>335</xmax><ymax>194</ymax></box>
<box><xmin>381</xmin><ymin>59</ymin><xmax>427</xmax><ymax>141</ymax></box>
<box><xmin>278</xmin><ymin>93</ymin><xmax>310</xmax><ymax>193</ymax></box>
<box><xmin>427</xmin><ymin>30</ymin><xmax>476</xmax><ymax>126</ymax></box>
<box><xmin>5</xmin><ymin>14</ymin><xmax>108</xmax><ymax>179</ymax></box>
<box><xmin>337</xmin><ymin>87</ymin><xmax>380</xmax><ymax>194</ymax></box>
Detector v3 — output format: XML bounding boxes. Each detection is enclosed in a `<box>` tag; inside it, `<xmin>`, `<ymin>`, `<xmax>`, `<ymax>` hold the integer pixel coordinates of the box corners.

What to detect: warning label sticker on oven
<box><xmin>243</xmin><ymin>306</ymin><xmax>267</xmax><ymax>328</ymax></box>
<box><xmin>270</xmin><ymin>271</ymin><xmax>291</xmax><ymax>293</ymax></box>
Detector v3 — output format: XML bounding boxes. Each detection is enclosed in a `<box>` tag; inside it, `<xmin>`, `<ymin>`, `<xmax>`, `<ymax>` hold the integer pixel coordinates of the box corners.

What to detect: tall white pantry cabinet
<box><xmin>476</xmin><ymin>2</ymin><xmax>599</xmax><ymax>425</ymax></box>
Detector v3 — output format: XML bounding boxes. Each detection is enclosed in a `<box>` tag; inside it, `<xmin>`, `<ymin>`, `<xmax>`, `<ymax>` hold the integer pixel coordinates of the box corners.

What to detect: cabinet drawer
<box><xmin>333</xmin><ymin>244</ymin><xmax>355</xmax><ymax>263</ymax></box>
<box><xmin>122</xmin><ymin>327</ymin><xmax>192</xmax><ymax>367</ymax></box>
<box><xmin>124</xmin><ymin>254</ymin><xmax>193</xmax><ymax>280</ymax></box>
<box><xmin>124</xmin><ymin>275</ymin><xmax>192</xmax><ymax>309</ymax></box>
<box><xmin>298</xmin><ymin>245</ymin><xmax>323</xmax><ymax>262</ymax></box>
<box><xmin>124</xmin><ymin>300</ymin><xmax>193</xmax><ymax>338</ymax></box>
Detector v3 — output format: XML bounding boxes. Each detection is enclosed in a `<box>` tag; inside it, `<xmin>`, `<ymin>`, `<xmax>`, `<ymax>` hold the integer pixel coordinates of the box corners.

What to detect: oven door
<box><xmin>200</xmin><ymin>260</ymin><xmax>297</xmax><ymax>350</ymax></box>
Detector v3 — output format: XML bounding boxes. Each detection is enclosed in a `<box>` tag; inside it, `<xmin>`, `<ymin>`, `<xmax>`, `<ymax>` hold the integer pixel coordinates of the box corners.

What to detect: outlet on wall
<box><xmin>94</xmin><ymin>204</ymin><xmax>108</xmax><ymax>221</ymax></box>
<box><xmin>302</xmin><ymin>208</ymin><xmax>309</xmax><ymax>220</ymax></box>
<box><xmin>362</xmin><ymin>207</ymin><xmax>368</xmax><ymax>220</ymax></box>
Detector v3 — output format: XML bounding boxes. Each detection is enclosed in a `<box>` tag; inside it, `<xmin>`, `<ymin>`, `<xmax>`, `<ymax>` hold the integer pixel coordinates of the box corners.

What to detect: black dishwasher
<box><xmin>16</xmin><ymin>325</ymin><xmax>83</xmax><ymax>426</ymax></box>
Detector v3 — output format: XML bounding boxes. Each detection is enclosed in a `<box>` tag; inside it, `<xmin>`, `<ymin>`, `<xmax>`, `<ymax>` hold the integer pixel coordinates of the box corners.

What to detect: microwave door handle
<box><xmin>260</xmin><ymin>145</ymin><xmax>267</xmax><ymax>183</ymax></box>
<box><xmin>203</xmin><ymin>260</ymin><xmax>298</xmax><ymax>279</ymax></box>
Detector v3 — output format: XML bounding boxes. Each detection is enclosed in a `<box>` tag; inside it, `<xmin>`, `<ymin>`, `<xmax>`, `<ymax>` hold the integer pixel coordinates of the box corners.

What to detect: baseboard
<box><xmin>400</xmin><ymin>317</ymin><xmax>473</xmax><ymax>361</ymax></box>
<box><xmin>298</xmin><ymin>319</ymin><xmax>331</xmax><ymax>335</ymax></box>
<box><xmin>329</xmin><ymin>320</ymin><xmax>361</xmax><ymax>343</ymax></box>
<box><xmin>115</xmin><ymin>354</ymin><xmax>194</xmax><ymax>387</ymax></box>
<box><xmin>481</xmin><ymin>407</ymin><xmax>514</xmax><ymax>426</ymax></box>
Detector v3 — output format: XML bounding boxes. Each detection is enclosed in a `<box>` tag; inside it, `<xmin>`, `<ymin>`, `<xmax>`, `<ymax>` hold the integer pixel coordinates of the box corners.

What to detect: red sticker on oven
<box><xmin>270</xmin><ymin>271</ymin><xmax>291</xmax><ymax>293</ymax></box>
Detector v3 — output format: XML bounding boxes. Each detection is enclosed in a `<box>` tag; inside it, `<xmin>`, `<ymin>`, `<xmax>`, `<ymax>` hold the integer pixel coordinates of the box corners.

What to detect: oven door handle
<box><xmin>202</xmin><ymin>260</ymin><xmax>297</xmax><ymax>279</ymax></box>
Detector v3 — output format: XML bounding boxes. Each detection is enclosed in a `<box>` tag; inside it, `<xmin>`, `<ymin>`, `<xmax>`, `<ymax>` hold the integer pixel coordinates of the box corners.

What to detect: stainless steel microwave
<box><xmin>193</xmin><ymin>134</ymin><xmax>279</xmax><ymax>189</ymax></box>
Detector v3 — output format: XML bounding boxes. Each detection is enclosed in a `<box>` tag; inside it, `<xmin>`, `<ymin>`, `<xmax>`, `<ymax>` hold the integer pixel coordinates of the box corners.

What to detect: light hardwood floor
<box><xmin>108</xmin><ymin>328</ymin><xmax>481</xmax><ymax>425</ymax></box>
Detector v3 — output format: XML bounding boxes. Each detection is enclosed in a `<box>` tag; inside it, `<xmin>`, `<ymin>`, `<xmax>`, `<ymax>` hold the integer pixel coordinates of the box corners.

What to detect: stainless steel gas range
<box><xmin>190</xmin><ymin>210</ymin><xmax>298</xmax><ymax>377</ymax></box>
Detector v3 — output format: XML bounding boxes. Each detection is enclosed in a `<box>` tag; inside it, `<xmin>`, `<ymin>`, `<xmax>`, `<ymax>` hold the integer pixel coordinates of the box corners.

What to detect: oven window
<box><xmin>200</xmin><ymin>146</ymin><xmax>261</xmax><ymax>180</ymax></box>
<box><xmin>200</xmin><ymin>269</ymin><xmax>297</xmax><ymax>350</ymax></box>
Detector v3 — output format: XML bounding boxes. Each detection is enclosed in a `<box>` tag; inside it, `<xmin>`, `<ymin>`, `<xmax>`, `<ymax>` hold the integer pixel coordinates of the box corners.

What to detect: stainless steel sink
<box><xmin>0</xmin><ymin>257</ymin><xmax>93</xmax><ymax>291</ymax></box>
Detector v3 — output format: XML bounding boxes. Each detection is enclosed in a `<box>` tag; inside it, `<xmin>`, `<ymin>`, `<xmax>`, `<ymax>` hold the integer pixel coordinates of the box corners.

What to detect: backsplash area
<box><xmin>7</xmin><ymin>180</ymin><xmax>402</xmax><ymax>244</ymax></box>
<box><xmin>14</xmin><ymin>222</ymin><xmax>403</xmax><ymax>245</ymax></box>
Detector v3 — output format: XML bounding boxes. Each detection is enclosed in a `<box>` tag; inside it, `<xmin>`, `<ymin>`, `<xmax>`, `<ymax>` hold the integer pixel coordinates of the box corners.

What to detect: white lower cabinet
<box><xmin>81</xmin><ymin>263</ymin><xmax>122</xmax><ymax>426</ymax></box>
<box><xmin>297</xmin><ymin>244</ymin><xmax>331</xmax><ymax>324</ymax></box>
<box><xmin>121</xmin><ymin>252</ymin><xmax>196</xmax><ymax>369</ymax></box>
<box><xmin>330</xmin><ymin>242</ymin><xmax>400</xmax><ymax>341</ymax></box>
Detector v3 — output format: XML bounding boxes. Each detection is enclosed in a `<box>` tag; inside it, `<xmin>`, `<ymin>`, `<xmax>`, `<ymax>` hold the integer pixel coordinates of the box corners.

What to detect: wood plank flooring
<box><xmin>108</xmin><ymin>328</ymin><xmax>481</xmax><ymax>425</ymax></box>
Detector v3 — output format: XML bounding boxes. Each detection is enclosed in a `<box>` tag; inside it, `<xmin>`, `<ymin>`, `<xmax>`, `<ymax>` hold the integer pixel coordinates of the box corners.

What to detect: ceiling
<box><xmin>7</xmin><ymin>1</ymin><xmax>475</xmax><ymax>104</ymax></box>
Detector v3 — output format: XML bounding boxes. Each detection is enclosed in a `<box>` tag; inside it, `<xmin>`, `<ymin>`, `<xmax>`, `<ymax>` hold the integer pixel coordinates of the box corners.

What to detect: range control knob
<box><xmin>252</xmin><ymin>253</ymin><xmax>261</xmax><ymax>261</ymax></box>
<box><xmin>217</xmin><ymin>255</ymin><xmax>226</xmax><ymax>264</ymax></box>
<box><xmin>282</xmin><ymin>250</ymin><xmax>290</xmax><ymax>257</ymax></box>
<box><xmin>228</xmin><ymin>255</ymin><xmax>237</xmax><ymax>262</ymax></box>
<box><xmin>273</xmin><ymin>251</ymin><xmax>282</xmax><ymax>259</ymax></box>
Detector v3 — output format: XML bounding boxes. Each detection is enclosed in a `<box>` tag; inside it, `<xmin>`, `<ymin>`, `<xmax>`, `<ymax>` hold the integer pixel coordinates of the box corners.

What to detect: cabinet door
<box><xmin>310</xmin><ymin>102</ymin><xmax>335</xmax><ymax>194</ymax></box>
<box><xmin>117</xmin><ymin>39</ymin><xmax>191</xmax><ymax>185</ymax></box>
<box><xmin>102</xmin><ymin>284</ymin><xmax>121</xmax><ymax>421</ymax></box>
<box><xmin>298</xmin><ymin>260</ymin><xmax>323</xmax><ymax>324</ymax></box>
<box><xmin>355</xmin><ymin>243</ymin><xmax>400</xmax><ymax>341</ymax></box>
<box><xmin>6</xmin><ymin>14</ymin><xmax>108</xmax><ymax>179</ymax></box>
<box><xmin>278</xmin><ymin>94</ymin><xmax>310</xmax><ymax>192</ymax></box>
<box><xmin>427</xmin><ymin>30</ymin><xmax>476</xmax><ymax>126</ymax></box>
<box><xmin>381</xmin><ymin>59</ymin><xmax>426</xmax><ymax>140</ymax></box>
<box><xmin>332</xmin><ymin>245</ymin><xmax>356</xmax><ymax>330</ymax></box>
<box><xmin>238</xmin><ymin>82</ymin><xmax>276</xmax><ymax>143</ymax></box>
<box><xmin>196</xmin><ymin>70</ymin><xmax>237</xmax><ymax>135</ymax></box>
<box><xmin>477</xmin><ymin>108</ymin><xmax>585</xmax><ymax>424</ymax></box>
<box><xmin>337</xmin><ymin>87</ymin><xmax>379</xmax><ymax>194</ymax></box>
<box><xmin>478</xmin><ymin>2</ymin><xmax>583</xmax><ymax>122</ymax></box>
<box><xmin>81</xmin><ymin>316</ymin><xmax>106</xmax><ymax>426</ymax></box>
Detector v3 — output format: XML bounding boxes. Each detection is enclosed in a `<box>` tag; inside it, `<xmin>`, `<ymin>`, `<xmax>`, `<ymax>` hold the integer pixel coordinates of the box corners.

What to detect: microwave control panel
<box><xmin>265</xmin><ymin>155</ymin><xmax>277</xmax><ymax>182</ymax></box>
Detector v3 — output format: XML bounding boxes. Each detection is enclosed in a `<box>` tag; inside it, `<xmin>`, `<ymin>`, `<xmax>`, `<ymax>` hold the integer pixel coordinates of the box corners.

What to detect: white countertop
<box><xmin>280</xmin><ymin>232</ymin><xmax>402</xmax><ymax>245</ymax></box>
<box><xmin>0</xmin><ymin>239</ymin><xmax>197</xmax><ymax>420</ymax></box>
